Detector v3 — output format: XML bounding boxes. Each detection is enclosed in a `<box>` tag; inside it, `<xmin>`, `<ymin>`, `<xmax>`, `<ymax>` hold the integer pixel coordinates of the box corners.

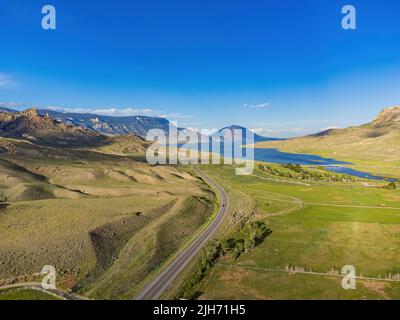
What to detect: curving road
<box><xmin>135</xmin><ymin>168</ymin><xmax>229</xmax><ymax>300</ymax></box>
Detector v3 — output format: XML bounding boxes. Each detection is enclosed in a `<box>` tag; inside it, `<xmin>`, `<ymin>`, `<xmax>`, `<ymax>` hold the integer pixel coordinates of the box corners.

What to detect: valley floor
<box><xmin>176</xmin><ymin>164</ymin><xmax>400</xmax><ymax>300</ymax></box>
<box><xmin>2</xmin><ymin>133</ymin><xmax>400</xmax><ymax>300</ymax></box>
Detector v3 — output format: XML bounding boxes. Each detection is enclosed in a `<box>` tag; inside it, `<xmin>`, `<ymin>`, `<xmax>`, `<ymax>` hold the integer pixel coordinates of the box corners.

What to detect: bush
<box><xmin>384</xmin><ymin>181</ymin><xmax>397</xmax><ymax>190</ymax></box>
<box><xmin>175</xmin><ymin>222</ymin><xmax>271</xmax><ymax>299</ymax></box>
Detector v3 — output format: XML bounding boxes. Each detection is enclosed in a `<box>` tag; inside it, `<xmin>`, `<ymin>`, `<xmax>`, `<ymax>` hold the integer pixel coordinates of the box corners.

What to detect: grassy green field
<box><xmin>2</xmin><ymin>132</ymin><xmax>400</xmax><ymax>300</ymax></box>
<box><xmin>186</xmin><ymin>164</ymin><xmax>400</xmax><ymax>299</ymax></box>
<box><xmin>199</xmin><ymin>265</ymin><xmax>400</xmax><ymax>300</ymax></box>
<box><xmin>0</xmin><ymin>288</ymin><xmax>59</xmax><ymax>300</ymax></box>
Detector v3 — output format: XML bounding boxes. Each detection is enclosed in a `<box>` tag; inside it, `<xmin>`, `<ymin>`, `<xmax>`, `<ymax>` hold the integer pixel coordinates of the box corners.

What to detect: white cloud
<box><xmin>320</xmin><ymin>126</ymin><xmax>341</xmax><ymax>130</ymax></box>
<box><xmin>0</xmin><ymin>73</ymin><xmax>14</xmax><ymax>88</ymax></box>
<box><xmin>252</xmin><ymin>119</ymin><xmax>340</xmax><ymax>127</ymax></box>
<box><xmin>183</xmin><ymin>127</ymin><xmax>201</xmax><ymax>133</ymax></box>
<box><xmin>245</xmin><ymin>102</ymin><xmax>271</xmax><ymax>109</ymax></box>
<box><xmin>249</xmin><ymin>125</ymin><xmax>344</xmax><ymax>138</ymax></box>
<box><xmin>43</xmin><ymin>106</ymin><xmax>151</xmax><ymax>116</ymax></box>
<box><xmin>250</xmin><ymin>127</ymin><xmax>264</xmax><ymax>133</ymax></box>
<box><xmin>45</xmin><ymin>106</ymin><xmax>93</xmax><ymax>113</ymax></box>
<box><xmin>0</xmin><ymin>102</ymin><xmax>25</xmax><ymax>109</ymax></box>
<box><xmin>41</xmin><ymin>105</ymin><xmax>192</xmax><ymax>120</ymax></box>
<box><xmin>249</xmin><ymin>127</ymin><xmax>318</xmax><ymax>138</ymax></box>
<box><xmin>260</xmin><ymin>128</ymin><xmax>314</xmax><ymax>134</ymax></box>
<box><xmin>91</xmin><ymin>107</ymin><xmax>157</xmax><ymax>117</ymax></box>
<box><xmin>159</xmin><ymin>113</ymin><xmax>192</xmax><ymax>119</ymax></box>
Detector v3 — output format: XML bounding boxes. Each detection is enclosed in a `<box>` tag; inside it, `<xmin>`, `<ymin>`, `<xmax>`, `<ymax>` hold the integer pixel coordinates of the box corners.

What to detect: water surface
<box><xmin>179</xmin><ymin>143</ymin><xmax>395</xmax><ymax>181</ymax></box>
<box><xmin>253</xmin><ymin>148</ymin><xmax>349</xmax><ymax>166</ymax></box>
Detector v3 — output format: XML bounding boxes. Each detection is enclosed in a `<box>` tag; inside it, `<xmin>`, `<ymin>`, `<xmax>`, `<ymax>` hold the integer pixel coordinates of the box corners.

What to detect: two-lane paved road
<box><xmin>135</xmin><ymin>168</ymin><xmax>228</xmax><ymax>300</ymax></box>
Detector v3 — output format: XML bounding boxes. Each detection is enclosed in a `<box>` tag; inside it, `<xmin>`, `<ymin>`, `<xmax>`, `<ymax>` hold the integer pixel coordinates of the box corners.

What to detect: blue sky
<box><xmin>1</xmin><ymin>0</ymin><xmax>400</xmax><ymax>137</ymax></box>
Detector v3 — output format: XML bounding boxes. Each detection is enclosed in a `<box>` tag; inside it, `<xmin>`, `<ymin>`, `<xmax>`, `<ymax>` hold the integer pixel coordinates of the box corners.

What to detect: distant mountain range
<box><xmin>0</xmin><ymin>107</ymin><xmax>19</xmax><ymax>113</ymax></box>
<box><xmin>38</xmin><ymin>110</ymin><xmax>280</xmax><ymax>142</ymax></box>
<box><xmin>216</xmin><ymin>125</ymin><xmax>283</xmax><ymax>143</ymax></box>
<box><xmin>38</xmin><ymin>109</ymin><xmax>171</xmax><ymax>138</ymax></box>
<box><xmin>0</xmin><ymin>107</ymin><xmax>279</xmax><ymax>144</ymax></box>
<box><xmin>0</xmin><ymin>107</ymin><xmax>151</xmax><ymax>157</ymax></box>
<box><xmin>1</xmin><ymin>105</ymin><xmax>398</xmax><ymax>160</ymax></box>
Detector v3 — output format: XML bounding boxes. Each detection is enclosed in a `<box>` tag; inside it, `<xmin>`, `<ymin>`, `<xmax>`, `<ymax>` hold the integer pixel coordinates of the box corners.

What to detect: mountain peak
<box><xmin>373</xmin><ymin>105</ymin><xmax>400</xmax><ymax>124</ymax></box>
<box><xmin>220</xmin><ymin>125</ymin><xmax>246</xmax><ymax>130</ymax></box>
<box><xmin>216</xmin><ymin>125</ymin><xmax>283</xmax><ymax>142</ymax></box>
<box><xmin>22</xmin><ymin>108</ymin><xmax>40</xmax><ymax>118</ymax></box>
<box><xmin>217</xmin><ymin>125</ymin><xmax>247</xmax><ymax>134</ymax></box>
<box><xmin>0</xmin><ymin>109</ymin><xmax>103</xmax><ymax>147</ymax></box>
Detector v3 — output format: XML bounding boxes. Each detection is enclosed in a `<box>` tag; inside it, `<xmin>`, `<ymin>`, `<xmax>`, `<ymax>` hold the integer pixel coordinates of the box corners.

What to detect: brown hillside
<box><xmin>0</xmin><ymin>108</ymin><xmax>104</xmax><ymax>147</ymax></box>
<box><xmin>255</xmin><ymin>106</ymin><xmax>400</xmax><ymax>163</ymax></box>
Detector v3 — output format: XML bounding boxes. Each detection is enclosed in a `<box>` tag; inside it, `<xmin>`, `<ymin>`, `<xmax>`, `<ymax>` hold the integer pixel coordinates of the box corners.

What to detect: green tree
<box><xmin>384</xmin><ymin>181</ymin><xmax>397</xmax><ymax>190</ymax></box>
<box><xmin>232</xmin><ymin>240</ymin><xmax>244</xmax><ymax>260</ymax></box>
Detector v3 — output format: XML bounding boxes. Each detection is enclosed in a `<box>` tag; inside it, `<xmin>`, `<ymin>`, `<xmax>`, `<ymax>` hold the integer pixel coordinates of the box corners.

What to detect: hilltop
<box><xmin>254</xmin><ymin>106</ymin><xmax>400</xmax><ymax>167</ymax></box>
<box><xmin>373</xmin><ymin>105</ymin><xmax>400</xmax><ymax>124</ymax></box>
<box><xmin>216</xmin><ymin>125</ymin><xmax>282</xmax><ymax>143</ymax></box>
<box><xmin>0</xmin><ymin>108</ymin><xmax>104</xmax><ymax>147</ymax></box>
<box><xmin>0</xmin><ymin>108</ymin><xmax>152</xmax><ymax>155</ymax></box>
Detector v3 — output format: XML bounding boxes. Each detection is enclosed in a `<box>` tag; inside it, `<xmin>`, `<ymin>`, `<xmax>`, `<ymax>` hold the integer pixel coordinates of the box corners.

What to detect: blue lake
<box><xmin>322</xmin><ymin>166</ymin><xmax>396</xmax><ymax>182</ymax></box>
<box><xmin>178</xmin><ymin>143</ymin><xmax>396</xmax><ymax>181</ymax></box>
<box><xmin>252</xmin><ymin>148</ymin><xmax>349</xmax><ymax>166</ymax></box>
<box><xmin>251</xmin><ymin>148</ymin><xmax>396</xmax><ymax>181</ymax></box>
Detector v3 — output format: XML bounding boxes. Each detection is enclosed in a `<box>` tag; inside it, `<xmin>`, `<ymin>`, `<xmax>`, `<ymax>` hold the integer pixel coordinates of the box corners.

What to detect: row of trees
<box><xmin>221</xmin><ymin>221</ymin><xmax>271</xmax><ymax>259</ymax></box>
<box><xmin>258</xmin><ymin>163</ymin><xmax>355</xmax><ymax>182</ymax></box>
<box><xmin>175</xmin><ymin>221</ymin><xmax>271</xmax><ymax>299</ymax></box>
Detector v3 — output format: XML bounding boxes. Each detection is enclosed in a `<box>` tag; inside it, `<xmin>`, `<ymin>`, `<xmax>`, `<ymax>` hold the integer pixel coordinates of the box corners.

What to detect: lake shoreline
<box><xmin>252</xmin><ymin>148</ymin><xmax>397</xmax><ymax>182</ymax></box>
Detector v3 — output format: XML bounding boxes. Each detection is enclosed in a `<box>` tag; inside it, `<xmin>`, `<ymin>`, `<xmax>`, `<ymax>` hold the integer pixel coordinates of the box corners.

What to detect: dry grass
<box><xmin>0</xmin><ymin>137</ymin><xmax>215</xmax><ymax>299</ymax></box>
<box><xmin>82</xmin><ymin>195</ymin><xmax>214</xmax><ymax>299</ymax></box>
<box><xmin>0</xmin><ymin>196</ymin><xmax>175</xmax><ymax>287</ymax></box>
